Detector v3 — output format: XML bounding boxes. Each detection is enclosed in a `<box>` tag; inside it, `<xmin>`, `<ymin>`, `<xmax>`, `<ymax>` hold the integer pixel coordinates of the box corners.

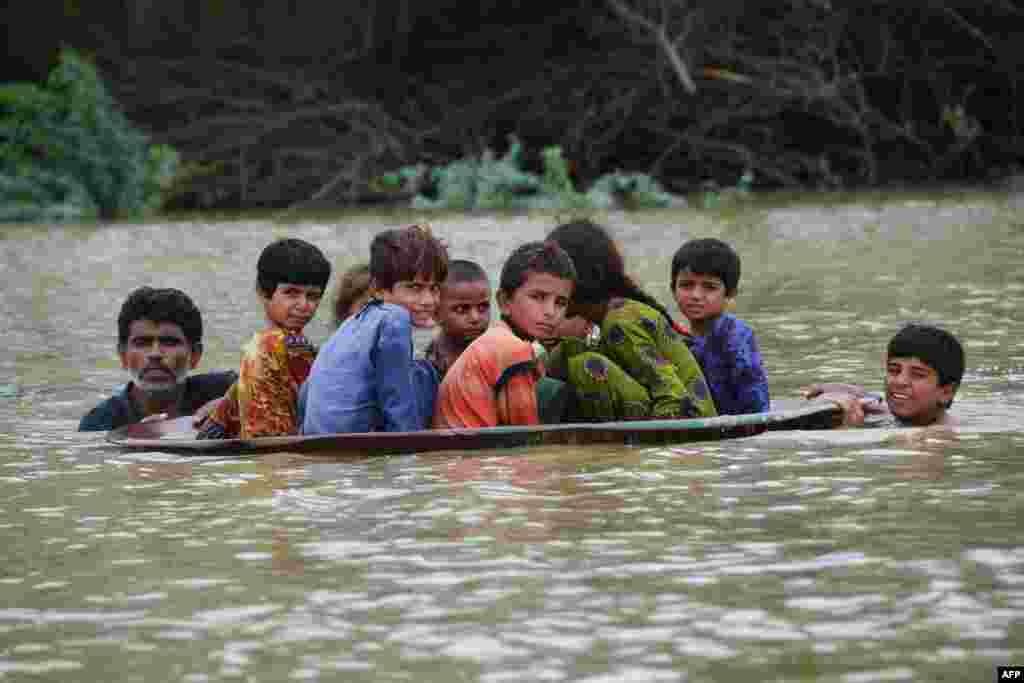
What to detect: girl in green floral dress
<box><xmin>542</xmin><ymin>220</ymin><xmax>716</xmax><ymax>421</ymax></box>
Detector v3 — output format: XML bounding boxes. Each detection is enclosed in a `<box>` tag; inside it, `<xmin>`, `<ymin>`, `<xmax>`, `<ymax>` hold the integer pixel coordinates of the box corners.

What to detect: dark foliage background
<box><xmin>4</xmin><ymin>0</ymin><xmax>1023</xmax><ymax>210</ymax></box>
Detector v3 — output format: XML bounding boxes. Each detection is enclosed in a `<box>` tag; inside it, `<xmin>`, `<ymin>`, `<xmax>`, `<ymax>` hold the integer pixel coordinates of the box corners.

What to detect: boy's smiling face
<box><xmin>885</xmin><ymin>356</ymin><xmax>955</xmax><ymax>425</ymax></box>
<box><xmin>436</xmin><ymin>279</ymin><xmax>492</xmax><ymax>343</ymax></box>
<box><xmin>498</xmin><ymin>271</ymin><xmax>572</xmax><ymax>340</ymax></box>
<box><xmin>673</xmin><ymin>270</ymin><xmax>729</xmax><ymax>333</ymax></box>
<box><xmin>377</xmin><ymin>275</ymin><xmax>441</xmax><ymax>328</ymax></box>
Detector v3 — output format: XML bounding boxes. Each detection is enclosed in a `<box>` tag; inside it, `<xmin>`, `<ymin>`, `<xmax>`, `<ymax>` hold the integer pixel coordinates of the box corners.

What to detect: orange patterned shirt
<box><xmin>207</xmin><ymin>328</ymin><xmax>316</xmax><ymax>438</ymax></box>
<box><xmin>433</xmin><ymin>321</ymin><xmax>542</xmax><ymax>429</ymax></box>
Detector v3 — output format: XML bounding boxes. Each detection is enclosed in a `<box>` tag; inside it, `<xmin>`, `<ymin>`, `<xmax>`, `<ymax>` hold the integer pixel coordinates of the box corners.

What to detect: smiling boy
<box><xmin>301</xmin><ymin>224</ymin><xmax>448</xmax><ymax>434</ymax></box>
<box><xmin>671</xmin><ymin>237</ymin><xmax>769</xmax><ymax>414</ymax></box>
<box><xmin>805</xmin><ymin>324</ymin><xmax>965</xmax><ymax>427</ymax></box>
<box><xmin>79</xmin><ymin>287</ymin><xmax>236</xmax><ymax>431</ymax></box>
<box><xmin>433</xmin><ymin>241</ymin><xmax>576</xmax><ymax>428</ymax></box>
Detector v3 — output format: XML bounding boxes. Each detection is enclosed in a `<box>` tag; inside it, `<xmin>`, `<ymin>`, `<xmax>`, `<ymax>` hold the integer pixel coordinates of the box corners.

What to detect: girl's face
<box><xmin>376</xmin><ymin>275</ymin><xmax>441</xmax><ymax>328</ymax></box>
<box><xmin>885</xmin><ymin>356</ymin><xmax>955</xmax><ymax>425</ymax></box>
<box><xmin>498</xmin><ymin>271</ymin><xmax>573</xmax><ymax>340</ymax></box>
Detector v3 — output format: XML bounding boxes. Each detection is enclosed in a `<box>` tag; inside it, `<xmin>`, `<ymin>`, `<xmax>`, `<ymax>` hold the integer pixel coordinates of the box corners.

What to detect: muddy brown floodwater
<box><xmin>1</xmin><ymin>191</ymin><xmax>1023</xmax><ymax>682</ymax></box>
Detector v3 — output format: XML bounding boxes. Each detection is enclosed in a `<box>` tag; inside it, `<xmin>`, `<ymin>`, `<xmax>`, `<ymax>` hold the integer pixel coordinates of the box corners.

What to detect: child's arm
<box><xmin>374</xmin><ymin>311</ymin><xmax>429</xmax><ymax>432</ymax></box>
<box><xmin>802</xmin><ymin>382</ymin><xmax>869</xmax><ymax>399</ymax></box>
<box><xmin>196</xmin><ymin>382</ymin><xmax>240</xmax><ymax>439</ymax></box>
<box><xmin>494</xmin><ymin>362</ymin><xmax>541</xmax><ymax>426</ymax></box>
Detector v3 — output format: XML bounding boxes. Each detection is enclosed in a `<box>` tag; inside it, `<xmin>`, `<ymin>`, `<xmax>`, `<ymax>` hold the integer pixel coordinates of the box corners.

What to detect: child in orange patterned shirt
<box><xmin>433</xmin><ymin>241</ymin><xmax>576</xmax><ymax>428</ymax></box>
<box><xmin>198</xmin><ymin>238</ymin><xmax>331</xmax><ymax>438</ymax></box>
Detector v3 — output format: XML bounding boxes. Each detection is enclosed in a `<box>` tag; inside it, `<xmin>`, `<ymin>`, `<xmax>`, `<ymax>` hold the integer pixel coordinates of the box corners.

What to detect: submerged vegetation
<box><xmin>382</xmin><ymin>139</ymin><xmax>681</xmax><ymax>211</ymax></box>
<box><xmin>0</xmin><ymin>49</ymin><xmax>177</xmax><ymax>223</ymax></box>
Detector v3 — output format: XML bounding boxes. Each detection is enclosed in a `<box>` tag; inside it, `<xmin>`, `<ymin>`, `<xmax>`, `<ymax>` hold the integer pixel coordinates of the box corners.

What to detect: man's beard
<box><xmin>130</xmin><ymin>365</ymin><xmax>189</xmax><ymax>396</ymax></box>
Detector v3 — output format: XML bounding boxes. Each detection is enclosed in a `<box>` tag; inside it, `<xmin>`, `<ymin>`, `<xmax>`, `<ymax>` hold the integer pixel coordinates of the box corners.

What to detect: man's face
<box><xmin>119</xmin><ymin>319</ymin><xmax>200</xmax><ymax>394</ymax></box>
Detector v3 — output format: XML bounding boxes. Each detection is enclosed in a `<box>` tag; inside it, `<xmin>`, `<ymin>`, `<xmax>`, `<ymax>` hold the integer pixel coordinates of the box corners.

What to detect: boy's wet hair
<box><xmin>333</xmin><ymin>262</ymin><xmax>370</xmax><ymax>325</ymax></box>
<box><xmin>256</xmin><ymin>238</ymin><xmax>331</xmax><ymax>297</ymax></box>
<box><xmin>888</xmin><ymin>324</ymin><xmax>965</xmax><ymax>405</ymax></box>
<box><xmin>117</xmin><ymin>287</ymin><xmax>203</xmax><ymax>351</ymax></box>
<box><xmin>446</xmin><ymin>259</ymin><xmax>489</xmax><ymax>287</ymax></box>
<box><xmin>547</xmin><ymin>219</ymin><xmax>674</xmax><ymax>324</ymax></box>
<box><xmin>670</xmin><ymin>238</ymin><xmax>740</xmax><ymax>296</ymax></box>
<box><xmin>370</xmin><ymin>224</ymin><xmax>449</xmax><ymax>291</ymax></box>
<box><xmin>499</xmin><ymin>241</ymin><xmax>576</xmax><ymax>295</ymax></box>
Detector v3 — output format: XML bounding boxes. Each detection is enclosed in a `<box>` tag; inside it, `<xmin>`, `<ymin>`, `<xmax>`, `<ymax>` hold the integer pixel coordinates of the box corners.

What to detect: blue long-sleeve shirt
<box><xmin>688</xmin><ymin>313</ymin><xmax>770</xmax><ymax>415</ymax></box>
<box><xmin>301</xmin><ymin>300</ymin><xmax>437</xmax><ymax>434</ymax></box>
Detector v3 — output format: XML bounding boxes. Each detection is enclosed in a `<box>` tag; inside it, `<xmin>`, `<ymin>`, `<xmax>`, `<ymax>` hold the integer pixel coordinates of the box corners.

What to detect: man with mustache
<box><xmin>79</xmin><ymin>287</ymin><xmax>236</xmax><ymax>431</ymax></box>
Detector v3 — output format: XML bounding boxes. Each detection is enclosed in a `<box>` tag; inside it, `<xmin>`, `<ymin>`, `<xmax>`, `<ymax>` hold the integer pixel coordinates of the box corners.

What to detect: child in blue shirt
<box><xmin>671</xmin><ymin>238</ymin><xmax>770</xmax><ymax>414</ymax></box>
<box><xmin>301</xmin><ymin>224</ymin><xmax>448</xmax><ymax>434</ymax></box>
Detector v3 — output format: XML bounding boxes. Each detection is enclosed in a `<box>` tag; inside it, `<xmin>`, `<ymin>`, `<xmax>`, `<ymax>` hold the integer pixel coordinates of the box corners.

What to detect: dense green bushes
<box><xmin>0</xmin><ymin>49</ymin><xmax>177</xmax><ymax>223</ymax></box>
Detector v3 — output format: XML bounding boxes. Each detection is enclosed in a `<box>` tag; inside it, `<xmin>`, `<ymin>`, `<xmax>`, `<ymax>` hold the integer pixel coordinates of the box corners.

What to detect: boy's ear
<box><xmin>495</xmin><ymin>289</ymin><xmax>509</xmax><ymax>311</ymax></box>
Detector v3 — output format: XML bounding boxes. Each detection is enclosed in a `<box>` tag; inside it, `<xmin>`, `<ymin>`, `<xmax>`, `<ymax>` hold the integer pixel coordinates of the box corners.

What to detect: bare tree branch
<box><xmin>605</xmin><ymin>0</ymin><xmax>697</xmax><ymax>94</ymax></box>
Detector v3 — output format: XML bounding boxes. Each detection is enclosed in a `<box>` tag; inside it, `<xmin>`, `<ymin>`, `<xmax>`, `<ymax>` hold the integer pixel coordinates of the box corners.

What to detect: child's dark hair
<box><xmin>446</xmin><ymin>259</ymin><xmax>489</xmax><ymax>287</ymax></box>
<box><xmin>888</xmin><ymin>324</ymin><xmax>965</xmax><ymax>405</ymax></box>
<box><xmin>256</xmin><ymin>238</ymin><xmax>331</xmax><ymax>297</ymax></box>
<box><xmin>670</xmin><ymin>238</ymin><xmax>740</xmax><ymax>296</ymax></box>
<box><xmin>547</xmin><ymin>219</ymin><xmax>674</xmax><ymax>324</ymax></box>
<box><xmin>118</xmin><ymin>287</ymin><xmax>203</xmax><ymax>351</ymax></box>
<box><xmin>370</xmin><ymin>224</ymin><xmax>449</xmax><ymax>291</ymax></box>
<box><xmin>333</xmin><ymin>262</ymin><xmax>370</xmax><ymax>325</ymax></box>
<box><xmin>499</xmin><ymin>241</ymin><xmax>576</xmax><ymax>295</ymax></box>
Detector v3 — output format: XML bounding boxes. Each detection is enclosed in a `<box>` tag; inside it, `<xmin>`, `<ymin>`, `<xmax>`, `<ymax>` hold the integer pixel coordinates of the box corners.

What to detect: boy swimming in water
<box><xmin>671</xmin><ymin>237</ymin><xmax>769</xmax><ymax>415</ymax></box>
<box><xmin>425</xmin><ymin>259</ymin><xmax>492</xmax><ymax>378</ymax></box>
<box><xmin>433</xmin><ymin>241</ymin><xmax>576</xmax><ymax>428</ymax></box>
<box><xmin>198</xmin><ymin>238</ymin><xmax>330</xmax><ymax>438</ymax></box>
<box><xmin>804</xmin><ymin>323</ymin><xmax>965</xmax><ymax>427</ymax></box>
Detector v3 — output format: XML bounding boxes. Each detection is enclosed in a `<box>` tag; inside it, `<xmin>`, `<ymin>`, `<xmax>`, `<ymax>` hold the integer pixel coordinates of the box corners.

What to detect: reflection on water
<box><xmin>2</xmin><ymin>195</ymin><xmax>1024</xmax><ymax>681</ymax></box>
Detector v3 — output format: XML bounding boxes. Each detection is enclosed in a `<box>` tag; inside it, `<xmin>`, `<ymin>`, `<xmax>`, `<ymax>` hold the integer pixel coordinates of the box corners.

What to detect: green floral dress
<box><xmin>544</xmin><ymin>298</ymin><xmax>716</xmax><ymax>421</ymax></box>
